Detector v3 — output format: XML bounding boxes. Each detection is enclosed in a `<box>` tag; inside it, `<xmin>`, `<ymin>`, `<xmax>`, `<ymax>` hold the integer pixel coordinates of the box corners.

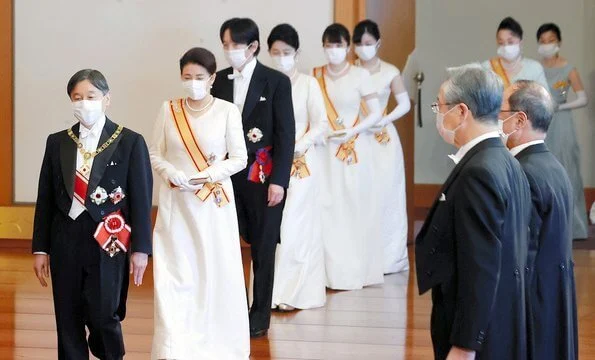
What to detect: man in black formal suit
<box><xmin>500</xmin><ymin>80</ymin><xmax>578</xmax><ymax>360</ymax></box>
<box><xmin>32</xmin><ymin>69</ymin><xmax>153</xmax><ymax>360</ymax></box>
<box><xmin>211</xmin><ymin>18</ymin><xmax>295</xmax><ymax>338</ymax></box>
<box><xmin>415</xmin><ymin>64</ymin><xmax>531</xmax><ymax>360</ymax></box>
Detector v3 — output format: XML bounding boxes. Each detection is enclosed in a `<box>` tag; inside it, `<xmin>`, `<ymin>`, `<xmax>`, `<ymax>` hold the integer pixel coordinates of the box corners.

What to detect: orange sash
<box><xmin>169</xmin><ymin>99</ymin><xmax>229</xmax><ymax>207</ymax></box>
<box><xmin>490</xmin><ymin>58</ymin><xmax>511</xmax><ymax>88</ymax></box>
<box><xmin>313</xmin><ymin>66</ymin><xmax>361</xmax><ymax>165</ymax></box>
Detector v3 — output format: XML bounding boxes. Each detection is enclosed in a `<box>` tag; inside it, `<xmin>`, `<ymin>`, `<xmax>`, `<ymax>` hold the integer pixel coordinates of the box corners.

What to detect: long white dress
<box><xmin>271</xmin><ymin>72</ymin><xmax>328</xmax><ymax>309</ymax></box>
<box><xmin>318</xmin><ymin>65</ymin><xmax>384</xmax><ymax>290</ymax></box>
<box><xmin>361</xmin><ymin>61</ymin><xmax>409</xmax><ymax>274</ymax></box>
<box><xmin>150</xmin><ymin>98</ymin><xmax>250</xmax><ymax>360</ymax></box>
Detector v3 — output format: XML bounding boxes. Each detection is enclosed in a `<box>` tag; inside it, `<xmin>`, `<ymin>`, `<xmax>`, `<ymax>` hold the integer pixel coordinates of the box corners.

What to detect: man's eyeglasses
<box><xmin>430</xmin><ymin>102</ymin><xmax>453</xmax><ymax>114</ymax></box>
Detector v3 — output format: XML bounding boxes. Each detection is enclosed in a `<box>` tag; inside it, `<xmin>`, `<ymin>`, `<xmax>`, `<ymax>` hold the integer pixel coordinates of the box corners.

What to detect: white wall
<box><xmin>14</xmin><ymin>0</ymin><xmax>333</xmax><ymax>203</ymax></box>
<box><xmin>415</xmin><ymin>0</ymin><xmax>594</xmax><ymax>186</ymax></box>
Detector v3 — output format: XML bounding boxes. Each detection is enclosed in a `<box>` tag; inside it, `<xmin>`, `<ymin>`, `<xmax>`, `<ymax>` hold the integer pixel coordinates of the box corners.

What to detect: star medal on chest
<box><xmin>109</xmin><ymin>186</ymin><xmax>126</xmax><ymax>205</ymax></box>
<box><xmin>90</xmin><ymin>186</ymin><xmax>108</xmax><ymax>205</ymax></box>
<box><xmin>247</xmin><ymin>128</ymin><xmax>263</xmax><ymax>143</ymax></box>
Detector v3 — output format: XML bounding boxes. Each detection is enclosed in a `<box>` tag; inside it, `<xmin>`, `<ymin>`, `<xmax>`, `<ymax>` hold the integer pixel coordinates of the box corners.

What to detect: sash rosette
<box><xmin>248</xmin><ymin>146</ymin><xmax>273</xmax><ymax>184</ymax></box>
<box><xmin>94</xmin><ymin>211</ymin><xmax>131</xmax><ymax>257</ymax></box>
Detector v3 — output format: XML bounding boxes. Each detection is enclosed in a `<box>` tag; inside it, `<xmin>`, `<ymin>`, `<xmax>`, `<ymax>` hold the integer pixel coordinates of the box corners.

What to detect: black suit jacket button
<box><xmin>525</xmin><ymin>267</ymin><xmax>530</xmax><ymax>273</ymax></box>
<box><xmin>111</xmin><ymin>179</ymin><xmax>116</xmax><ymax>185</ymax></box>
<box><xmin>425</xmin><ymin>270</ymin><xmax>433</xmax><ymax>277</ymax></box>
<box><xmin>513</xmin><ymin>269</ymin><xmax>520</xmax><ymax>276</ymax></box>
<box><xmin>560</xmin><ymin>263</ymin><xmax>566</xmax><ymax>270</ymax></box>
<box><xmin>432</xmin><ymin>225</ymin><xmax>439</xmax><ymax>233</ymax></box>
<box><xmin>429</xmin><ymin>248</ymin><xmax>437</xmax><ymax>255</ymax></box>
<box><xmin>100</xmin><ymin>210</ymin><xmax>105</xmax><ymax>216</ymax></box>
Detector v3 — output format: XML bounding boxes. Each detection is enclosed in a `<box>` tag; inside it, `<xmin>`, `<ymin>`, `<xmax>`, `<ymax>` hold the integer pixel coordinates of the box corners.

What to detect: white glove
<box><xmin>368</xmin><ymin>119</ymin><xmax>388</xmax><ymax>133</ymax></box>
<box><xmin>168</xmin><ymin>170</ymin><xmax>188</xmax><ymax>187</ymax></box>
<box><xmin>179</xmin><ymin>170</ymin><xmax>210</xmax><ymax>192</ymax></box>
<box><xmin>314</xmin><ymin>132</ymin><xmax>328</xmax><ymax>146</ymax></box>
<box><xmin>294</xmin><ymin>142</ymin><xmax>310</xmax><ymax>158</ymax></box>
<box><xmin>328</xmin><ymin>128</ymin><xmax>356</xmax><ymax>143</ymax></box>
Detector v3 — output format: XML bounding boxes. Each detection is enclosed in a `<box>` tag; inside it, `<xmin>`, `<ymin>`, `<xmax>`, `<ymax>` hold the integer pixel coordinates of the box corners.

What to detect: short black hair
<box><xmin>353</xmin><ymin>19</ymin><xmax>380</xmax><ymax>44</ymax></box>
<box><xmin>220</xmin><ymin>18</ymin><xmax>261</xmax><ymax>56</ymax></box>
<box><xmin>67</xmin><ymin>69</ymin><xmax>109</xmax><ymax>97</ymax></box>
<box><xmin>497</xmin><ymin>17</ymin><xmax>523</xmax><ymax>39</ymax></box>
<box><xmin>179</xmin><ymin>47</ymin><xmax>217</xmax><ymax>75</ymax></box>
<box><xmin>267</xmin><ymin>23</ymin><xmax>300</xmax><ymax>51</ymax></box>
<box><xmin>322</xmin><ymin>23</ymin><xmax>350</xmax><ymax>46</ymax></box>
<box><xmin>537</xmin><ymin>23</ymin><xmax>562</xmax><ymax>42</ymax></box>
<box><xmin>509</xmin><ymin>80</ymin><xmax>555</xmax><ymax>133</ymax></box>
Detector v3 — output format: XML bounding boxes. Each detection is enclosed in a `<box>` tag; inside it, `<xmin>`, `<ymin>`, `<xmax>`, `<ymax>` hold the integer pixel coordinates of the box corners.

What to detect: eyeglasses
<box><xmin>430</xmin><ymin>102</ymin><xmax>453</xmax><ymax>114</ymax></box>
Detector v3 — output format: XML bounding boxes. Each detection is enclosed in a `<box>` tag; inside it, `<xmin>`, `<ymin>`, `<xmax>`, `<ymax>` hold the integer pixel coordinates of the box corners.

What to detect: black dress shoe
<box><xmin>250</xmin><ymin>329</ymin><xmax>268</xmax><ymax>338</ymax></box>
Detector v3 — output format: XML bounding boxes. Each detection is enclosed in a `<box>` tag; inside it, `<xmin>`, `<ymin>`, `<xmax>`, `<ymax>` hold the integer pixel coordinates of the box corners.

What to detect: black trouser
<box><xmin>49</xmin><ymin>211</ymin><xmax>128</xmax><ymax>360</ymax></box>
<box><xmin>232</xmin><ymin>170</ymin><xmax>286</xmax><ymax>331</ymax></box>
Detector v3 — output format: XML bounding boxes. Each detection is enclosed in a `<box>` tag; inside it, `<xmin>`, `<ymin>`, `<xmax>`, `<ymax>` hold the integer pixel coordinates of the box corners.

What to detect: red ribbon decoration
<box><xmin>93</xmin><ymin>210</ymin><xmax>131</xmax><ymax>254</ymax></box>
<box><xmin>248</xmin><ymin>146</ymin><xmax>273</xmax><ymax>183</ymax></box>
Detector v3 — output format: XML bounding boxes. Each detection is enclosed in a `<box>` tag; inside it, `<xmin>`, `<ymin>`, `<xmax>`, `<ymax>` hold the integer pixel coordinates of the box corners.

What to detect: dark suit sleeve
<box><xmin>450</xmin><ymin>167</ymin><xmax>505</xmax><ymax>351</ymax></box>
<box><xmin>525</xmin><ymin>171</ymin><xmax>543</xmax><ymax>263</ymax></box>
<box><xmin>127</xmin><ymin>134</ymin><xmax>153</xmax><ymax>255</ymax></box>
<box><xmin>32</xmin><ymin>136</ymin><xmax>56</xmax><ymax>253</ymax></box>
<box><xmin>270</xmin><ymin>74</ymin><xmax>295</xmax><ymax>187</ymax></box>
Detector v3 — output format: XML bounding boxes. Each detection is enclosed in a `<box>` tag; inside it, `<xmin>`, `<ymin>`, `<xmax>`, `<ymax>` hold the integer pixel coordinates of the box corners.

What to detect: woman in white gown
<box><xmin>353</xmin><ymin>20</ymin><xmax>411</xmax><ymax>274</ymax></box>
<box><xmin>314</xmin><ymin>23</ymin><xmax>383</xmax><ymax>290</ymax></box>
<box><xmin>150</xmin><ymin>47</ymin><xmax>250</xmax><ymax>360</ymax></box>
<box><xmin>266</xmin><ymin>24</ymin><xmax>328</xmax><ymax>311</ymax></box>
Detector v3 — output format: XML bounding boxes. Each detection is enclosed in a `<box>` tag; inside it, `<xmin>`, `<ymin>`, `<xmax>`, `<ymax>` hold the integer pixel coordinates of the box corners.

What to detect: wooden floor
<box><xmin>0</xmin><ymin>246</ymin><xmax>594</xmax><ymax>359</ymax></box>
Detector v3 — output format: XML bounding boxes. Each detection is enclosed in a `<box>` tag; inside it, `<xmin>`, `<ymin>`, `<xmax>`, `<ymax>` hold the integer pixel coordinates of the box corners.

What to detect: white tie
<box><xmin>228</xmin><ymin>72</ymin><xmax>243</xmax><ymax>80</ymax></box>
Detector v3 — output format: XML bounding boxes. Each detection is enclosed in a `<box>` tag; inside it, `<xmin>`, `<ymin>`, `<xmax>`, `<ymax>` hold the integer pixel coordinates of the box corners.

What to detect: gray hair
<box><xmin>508</xmin><ymin>80</ymin><xmax>555</xmax><ymax>133</ymax></box>
<box><xmin>443</xmin><ymin>63</ymin><xmax>503</xmax><ymax>124</ymax></box>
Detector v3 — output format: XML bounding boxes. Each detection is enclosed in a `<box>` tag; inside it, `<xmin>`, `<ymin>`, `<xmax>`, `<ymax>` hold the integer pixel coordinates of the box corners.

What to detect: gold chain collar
<box><xmin>67</xmin><ymin>125</ymin><xmax>124</xmax><ymax>163</ymax></box>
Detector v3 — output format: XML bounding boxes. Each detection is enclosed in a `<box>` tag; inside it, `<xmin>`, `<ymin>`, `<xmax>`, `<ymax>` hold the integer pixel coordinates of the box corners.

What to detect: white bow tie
<box><xmin>448</xmin><ymin>154</ymin><xmax>461</xmax><ymax>164</ymax></box>
<box><xmin>228</xmin><ymin>72</ymin><xmax>243</xmax><ymax>80</ymax></box>
<box><xmin>79</xmin><ymin>127</ymin><xmax>91</xmax><ymax>139</ymax></box>
<box><xmin>79</xmin><ymin>126</ymin><xmax>100</xmax><ymax>140</ymax></box>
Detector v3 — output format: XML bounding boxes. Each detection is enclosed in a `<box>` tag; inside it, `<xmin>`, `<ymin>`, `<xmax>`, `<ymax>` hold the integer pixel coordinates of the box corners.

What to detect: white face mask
<box><xmin>355</xmin><ymin>44</ymin><xmax>378</xmax><ymax>61</ymax></box>
<box><xmin>73</xmin><ymin>99</ymin><xmax>104</xmax><ymax>128</ymax></box>
<box><xmin>225</xmin><ymin>44</ymin><xmax>253</xmax><ymax>70</ymax></box>
<box><xmin>271</xmin><ymin>55</ymin><xmax>296</xmax><ymax>73</ymax></box>
<box><xmin>498</xmin><ymin>113</ymin><xmax>518</xmax><ymax>145</ymax></box>
<box><xmin>497</xmin><ymin>44</ymin><xmax>521</xmax><ymax>61</ymax></box>
<box><xmin>325</xmin><ymin>47</ymin><xmax>348</xmax><ymax>65</ymax></box>
<box><xmin>182</xmin><ymin>79</ymin><xmax>210</xmax><ymax>100</ymax></box>
<box><xmin>538</xmin><ymin>43</ymin><xmax>560</xmax><ymax>59</ymax></box>
<box><xmin>436</xmin><ymin>106</ymin><xmax>461</xmax><ymax>145</ymax></box>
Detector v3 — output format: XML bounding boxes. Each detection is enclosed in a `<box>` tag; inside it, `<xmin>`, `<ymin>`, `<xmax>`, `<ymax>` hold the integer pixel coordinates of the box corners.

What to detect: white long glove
<box><xmin>168</xmin><ymin>170</ymin><xmax>188</xmax><ymax>187</ymax></box>
<box><xmin>369</xmin><ymin>92</ymin><xmax>411</xmax><ymax>132</ymax></box>
<box><xmin>179</xmin><ymin>171</ymin><xmax>210</xmax><ymax>192</ymax></box>
<box><xmin>329</xmin><ymin>97</ymin><xmax>382</xmax><ymax>143</ymax></box>
<box><xmin>558</xmin><ymin>90</ymin><xmax>588</xmax><ymax>111</ymax></box>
